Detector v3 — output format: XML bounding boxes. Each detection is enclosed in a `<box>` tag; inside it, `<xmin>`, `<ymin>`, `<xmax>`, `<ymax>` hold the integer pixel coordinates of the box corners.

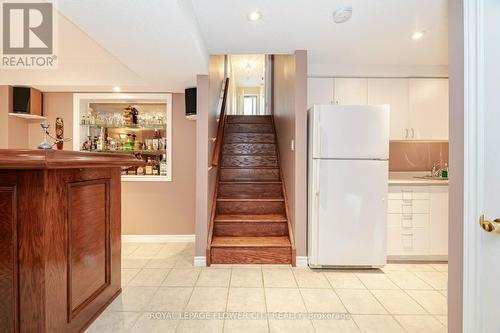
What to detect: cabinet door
<box><xmin>429</xmin><ymin>186</ymin><xmax>448</xmax><ymax>256</ymax></box>
<box><xmin>334</xmin><ymin>78</ymin><xmax>367</xmax><ymax>105</ymax></box>
<box><xmin>408</xmin><ymin>78</ymin><xmax>449</xmax><ymax>140</ymax></box>
<box><xmin>307</xmin><ymin>78</ymin><xmax>334</xmax><ymax>108</ymax></box>
<box><xmin>368</xmin><ymin>79</ymin><xmax>410</xmax><ymax>140</ymax></box>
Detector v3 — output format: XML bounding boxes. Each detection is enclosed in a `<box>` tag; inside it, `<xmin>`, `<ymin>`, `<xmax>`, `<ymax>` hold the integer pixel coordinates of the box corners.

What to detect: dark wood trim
<box><xmin>0</xmin><ymin>185</ymin><xmax>19</xmax><ymax>333</ymax></box>
<box><xmin>211</xmin><ymin>78</ymin><xmax>230</xmax><ymax>167</ymax></box>
<box><xmin>0</xmin><ymin>150</ymin><xmax>144</xmax><ymax>170</ymax></box>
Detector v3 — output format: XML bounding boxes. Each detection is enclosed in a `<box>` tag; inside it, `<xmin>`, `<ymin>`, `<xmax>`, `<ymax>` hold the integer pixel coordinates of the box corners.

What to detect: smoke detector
<box><xmin>333</xmin><ymin>6</ymin><xmax>353</xmax><ymax>24</ymax></box>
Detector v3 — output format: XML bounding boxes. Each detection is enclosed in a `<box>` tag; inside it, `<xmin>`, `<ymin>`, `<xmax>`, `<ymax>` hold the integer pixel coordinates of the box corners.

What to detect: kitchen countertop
<box><xmin>389</xmin><ymin>171</ymin><xmax>449</xmax><ymax>186</ymax></box>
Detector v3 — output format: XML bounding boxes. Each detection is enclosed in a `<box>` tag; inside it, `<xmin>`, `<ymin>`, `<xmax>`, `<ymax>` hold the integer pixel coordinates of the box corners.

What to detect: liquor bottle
<box><xmin>160</xmin><ymin>154</ymin><xmax>167</xmax><ymax>176</ymax></box>
<box><xmin>136</xmin><ymin>164</ymin><xmax>144</xmax><ymax>175</ymax></box>
<box><xmin>152</xmin><ymin>130</ymin><xmax>159</xmax><ymax>150</ymax></box>
<box><xmin>145</xmin><ymin>158</ymin><xmax>153</xmax><ymax>175</ymax></box>
<box><xmin>152</xmin><ymin>156</ymin><xmax>159</xmax><ymax>175</ymax></box>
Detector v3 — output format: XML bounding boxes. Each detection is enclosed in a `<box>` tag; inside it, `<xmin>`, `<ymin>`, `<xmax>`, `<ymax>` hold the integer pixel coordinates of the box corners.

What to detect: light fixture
<box><xmin>411</xmin><ymin>31</ymin><xmax>425</xmax><ymax>41</ymax></box>
<box><xmin>333</xmin><ymin>6</ymin><xmax>352</xmax><ymax>24</ymax></box>
<box><xmin>112</xmin><ymin>86</ymin><xmax>121</xmax><ymax>92</ymax></box>
<box><xmin>247</xmin><ymin>11</ymin><xmax>262</xmax><ymax>21</ymax></box>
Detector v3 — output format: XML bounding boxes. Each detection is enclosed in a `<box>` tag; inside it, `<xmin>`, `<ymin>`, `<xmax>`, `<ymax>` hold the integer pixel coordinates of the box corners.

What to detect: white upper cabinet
<box><xmin>307</xmin><ymin>78</ymin><xmax>334</xmax><ymax>108</ymax></box>
<box><xmin>368</xmin><ymin>79</ymin><xmax>410</xmax><ymax>140</ymax></box>
<box><xmin>306</xmin><ymin>77</ymin><xmax>449</xmax><ymax>140</ymax></box>
<box><xmin>334</xmin><ymin>78</ymin><xmax>367</xmax><ymax>105</ymax></box>
<box><xmin>408</xmin><ymin>78</ymin><xmax>449</xmax><ymax>140</ymax></box>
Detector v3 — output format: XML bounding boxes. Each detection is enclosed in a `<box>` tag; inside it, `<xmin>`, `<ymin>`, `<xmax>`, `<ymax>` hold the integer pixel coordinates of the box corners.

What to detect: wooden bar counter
<box><xmin>0</xmin><ymin>150</ymin><xmax>143</xmax><ymax>333</ymax></box>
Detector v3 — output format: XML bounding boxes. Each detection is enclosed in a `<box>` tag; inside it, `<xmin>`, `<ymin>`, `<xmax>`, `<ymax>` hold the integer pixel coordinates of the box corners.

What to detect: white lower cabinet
<box><xmin>387</xmin><ymin>185</ymin><xmax>448</xmax><ymax>259</ymax></box>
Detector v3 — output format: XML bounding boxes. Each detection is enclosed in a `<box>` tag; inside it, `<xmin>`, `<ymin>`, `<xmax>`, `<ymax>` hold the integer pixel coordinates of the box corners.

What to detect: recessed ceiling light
<box><xmin>112</xmin><ymin>86</ymin><xmax>121</xmax><ymax>92</ymax></box>
<box><xmin>333</xmin><ymin>6</ymin><xmax>353</xmax><ymax>24</ymax></box>
<box><xmin>411</xmin><ymin>31</ymin><xmax>425</xmax><ymax>40</ymax></box>
<box><xmin>247</xmin><ymin>11</ymin><xmax>262</xmax><ymax>21</ymax></box>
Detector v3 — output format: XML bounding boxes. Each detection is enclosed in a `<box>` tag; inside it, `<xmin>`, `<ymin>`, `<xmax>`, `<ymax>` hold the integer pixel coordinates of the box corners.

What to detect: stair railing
<box><xmin>207</xmin><ymin>77</ymin><xmax>229</xmax><ymax>265</ymax></box>
<box><xmin>211</xmin><ymin>77</ymin><xmax>230</xmax><ymax>166</ymax></box>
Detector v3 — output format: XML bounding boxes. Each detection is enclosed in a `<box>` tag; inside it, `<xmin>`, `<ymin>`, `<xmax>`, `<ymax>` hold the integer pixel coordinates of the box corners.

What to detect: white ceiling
<box><xmin>230</xmin><ymin>55</ymin><xmax>265</xmax><ymax>87</ymax></box>
<box><xmin>0</xmin><ymin>0</ymin><xmax>448</xmax><ymax>92</ymax></box>
<box><xmin>192</xmin><ymin>0</ymin><xmax>448</xmax><ymax>70</ymax></box>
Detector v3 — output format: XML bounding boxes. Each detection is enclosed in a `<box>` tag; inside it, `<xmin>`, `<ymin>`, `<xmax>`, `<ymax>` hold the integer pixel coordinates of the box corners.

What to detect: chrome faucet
<box><xmin>431</xmin><ymin>161</ymin><xmax>441</xmax><ymax>178</ymax></box>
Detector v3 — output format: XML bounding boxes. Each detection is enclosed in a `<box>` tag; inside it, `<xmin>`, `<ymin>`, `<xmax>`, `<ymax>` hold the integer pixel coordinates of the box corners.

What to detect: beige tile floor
<box><xmin>86</xmin><ymin>242</ymin><xmax>448</xmax><ymax>333</ymax></box>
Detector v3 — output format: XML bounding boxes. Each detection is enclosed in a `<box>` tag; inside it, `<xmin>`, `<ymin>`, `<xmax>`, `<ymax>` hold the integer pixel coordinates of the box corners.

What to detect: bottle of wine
<box><xmin>160</xmin><ymin>154</ymin><xmax>167</xmax><ymax>176</ymax></box>
<box><xmin>145</xmin><ymin>158</ymin><xmax>153</xmax><ymax>175</ymax></box>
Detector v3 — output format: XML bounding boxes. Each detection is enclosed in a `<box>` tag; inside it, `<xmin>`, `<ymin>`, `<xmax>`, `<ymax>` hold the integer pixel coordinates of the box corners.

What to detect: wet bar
<box><xmin>0</xmin><ymin>150</ymin><xmax>143</xmax><ymax>333</ymax></box>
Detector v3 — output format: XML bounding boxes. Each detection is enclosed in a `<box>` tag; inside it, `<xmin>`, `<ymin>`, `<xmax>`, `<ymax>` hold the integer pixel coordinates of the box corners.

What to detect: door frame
<box><xmin>461</xmin><ymin>0</ymin><xmax>484</xmax><ymax>331</ymax></box>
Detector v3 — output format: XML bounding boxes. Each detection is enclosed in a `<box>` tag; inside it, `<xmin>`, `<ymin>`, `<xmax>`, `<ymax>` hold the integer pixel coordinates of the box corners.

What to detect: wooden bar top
<box><xmin>0</xmin><ymin>149</ymin><xmax>144</xmax><ymax>170</ymax></box>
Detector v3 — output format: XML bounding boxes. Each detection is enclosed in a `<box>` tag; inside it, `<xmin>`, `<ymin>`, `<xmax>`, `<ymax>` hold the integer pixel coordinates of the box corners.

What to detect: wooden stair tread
<box><xmin>218</xmin><ymin>181</ymin><xmax>281</xmax><ymax>184</ymax></box>
<box><xmin>212</xmin><ymin>236</ymin><xmax>291</xmax><ymax>247</ymax></box>
<box><xmin>216</xmin><ymin>198</ymin><xmax>284</xmax><ymax>202</ymax></box>
<box><xmin>220</xmin><ymin>166</ymin><xmax>279</xmax><ymax>170</ymax></box>
<box><xmin>214</xmin><ymin>214</ymin><xmax>287</xmax><ymax>223</ymax></box>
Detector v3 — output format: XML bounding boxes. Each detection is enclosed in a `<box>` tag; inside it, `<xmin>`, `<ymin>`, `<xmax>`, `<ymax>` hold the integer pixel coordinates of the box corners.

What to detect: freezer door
<box><xmin>311</xmin><ymin>105</ymin><xmax>389</xmax><ymax>159</ymax></box>
<box><xmin>309</xmin><ymin>159</ymin><xmax>388</xmax><ymax>266</ymax></box>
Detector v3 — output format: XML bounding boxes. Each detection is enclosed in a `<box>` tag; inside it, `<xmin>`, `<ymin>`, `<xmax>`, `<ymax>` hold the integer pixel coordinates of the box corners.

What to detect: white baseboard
<box><xmin>193</xmin><ymin>256</ymin><xmax>207</xmax><ymax>267</ymax></box>
<box><xmin>122</xmin><ymin>234</ymin><xmax>195</xmax><ymax>243</ymax></box>
<box><xmin>296</xmin><ymin>256</ymin><xmax>309</xmax><ymax>267</ymax></box>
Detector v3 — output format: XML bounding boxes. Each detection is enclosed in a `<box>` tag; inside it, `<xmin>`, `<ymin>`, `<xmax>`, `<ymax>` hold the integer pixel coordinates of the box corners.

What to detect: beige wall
<box><xmin>122</xmin><ymin>93</ymin><xmax>196</xmax><ymax>235</ymax></box>
<box><xmin>17</xmin><ymin>91</ymin><xmax>196</xmax><ymax>235</ymax></box>
<box><xmin>448</xmin><ymin>0</ymin><xmax>464</xmax><ymax>331</ymax></box>
<box><xmin>0</xmin><ymin>86</ymin><xmax>9</xmax><ymax>149</ymax></box>
<box><xmin>0</xmin><ymin>86</ymin><xmax>29</xmax><ymax>149</ymax></box>
<box><xmin>273</xmin><ymin>50</ymin><xmax>308</xmax><ymax>256</ymax></box>
<box><xmin>195</xmin><ymin>55</ymin><xmax>226</xmax><ymax>257</ymax></box>
<box><xmin>28</xmin><ymin>93</ymin><xmax>74</xmax><ymax>149</ymax></box>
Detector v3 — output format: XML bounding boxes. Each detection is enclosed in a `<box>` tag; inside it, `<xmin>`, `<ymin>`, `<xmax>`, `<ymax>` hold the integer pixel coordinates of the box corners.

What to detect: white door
<box><xmin>409</xmin><ymin>78</ymin><xmax>449</xmax><ymax>140</ymax></box>
<box><xmin>334</xmin><ymin>78</ymin><xmax>368</xmax><ymax>105</ymax></box>
<box><xmin>367</xmin><ymin>78</ymin><xmax>410</xmax><ymax>140</ymax></box>
<box><xmin>307</xmin><ymin>77</ymin><xmax>334</xmax><ymax>108</ymax></box>
<box><xmin>311</xmin><ymin>105</ymin><xmax>389</xmax><ymax>159</ymax></box>
<box><xmin>463</xmin><ymin>1</ymin><xmax>500</xmax><ymax>332</ymax></box>
<box><xmin>313</xmin><ymin>159</ymin><xmax>388</xmax><ymax>266</ymax></box>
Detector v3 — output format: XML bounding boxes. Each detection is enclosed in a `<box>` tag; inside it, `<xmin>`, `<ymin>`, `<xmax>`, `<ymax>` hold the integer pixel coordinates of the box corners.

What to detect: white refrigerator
<box><xmin>307</xmin><ymin>104</ymin><xmax>390</xmax><ymax>267</ymax></box>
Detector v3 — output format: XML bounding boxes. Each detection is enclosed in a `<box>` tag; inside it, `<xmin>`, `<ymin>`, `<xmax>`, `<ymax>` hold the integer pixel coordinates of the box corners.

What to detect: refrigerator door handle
<box><xmin>314</xmin><ymin>109</ymin><xmax>321</xmax><ymax>157</ymax></box>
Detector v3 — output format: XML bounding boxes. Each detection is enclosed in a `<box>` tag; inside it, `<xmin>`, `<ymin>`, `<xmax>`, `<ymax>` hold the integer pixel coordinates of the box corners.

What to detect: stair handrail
<box><xmin>211</xmin><ymin>77</ymin><xmax>230</xmax><ymax>166</ymax></box>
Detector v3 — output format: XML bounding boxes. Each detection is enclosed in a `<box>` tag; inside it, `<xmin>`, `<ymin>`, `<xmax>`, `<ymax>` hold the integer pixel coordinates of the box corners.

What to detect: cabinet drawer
<box><xmin>388</xmin><ymin>187</ymin><xmax>430</xmax><ymax>200</ymax></box>
<box><xmin>388</xmin><ymin>200</ymin><xmax>430</xmax><ymax>214</ymax></box>
<box><xmin>387</xmin><ymin>227</ymin><xmax>429</xmax><ymax>255</ymax></box>
<box><xmin>388</xmin><ymin>214</ymin><xmax>429</xmax><ymax>228</ymax></box>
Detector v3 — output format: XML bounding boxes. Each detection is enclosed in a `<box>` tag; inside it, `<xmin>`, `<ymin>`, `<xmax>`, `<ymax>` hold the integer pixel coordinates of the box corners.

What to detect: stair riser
<box><xmin>223</xmin><ymin>143</ymin><xmax>276</xmax><ymax>155</ymax></box>
<box><xmin>211</xmin><ymin>247</ymin><xmax>292</xmax><ymax>264</ymax></box>
<box><xmin>224</xmin><ymin>133</ymin><xmax>275</xmax><ymax>143</ymax></box>
<box><xmin>217</xmin><ymin>201</ymin><xmax>285</xmax><ymax>215</ymax></box>
<box><xmin>226</xmin><ymin>123</ymin><xmax>273</xmax><ymax>133</ymax></box>
<box><xmin>221</xmin><ymin>155</ymin><xmax>278</xmax><ymax>168</ymax></box>
<box><xmin>218</xmin><ymin>183</ymin><xmax>282</xmax><ymax>199</ymax></box>
<box><xmin>219</xmin><ymin>168</ymin><xmax>280</xmax><ymax>182</ymax></box>
<box><xmin>227</xmin><ymin>116</ymin><xmax>272</xmax><ymax>124</ymax></box>
<box><xmin>214</xmin><ymin>222</ymin><xmax>288</xmax><ymax>237</ymax></box>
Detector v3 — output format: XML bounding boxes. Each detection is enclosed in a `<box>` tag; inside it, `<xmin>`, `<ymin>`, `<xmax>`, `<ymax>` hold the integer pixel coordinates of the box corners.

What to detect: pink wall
<box><xmin>273</xmin><ymin>50</ymin><xmax>308</xmax><ymax>256</ymax></box>
<box><xmin>448</xmin><ymin>0</ymin><xmax>464</xmax><ymax>331</ymax></box>
<box><xmin>389</xmin><ymin>141</ymin><xmax>449</xmax><ymax>172</ymax></box>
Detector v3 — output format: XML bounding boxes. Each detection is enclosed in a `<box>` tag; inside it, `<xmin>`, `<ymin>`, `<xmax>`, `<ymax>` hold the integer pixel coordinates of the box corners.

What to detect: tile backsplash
<box><xmin>389</xmin><ymin>141</ymin><xmax>449</xmax><ymax>172</ymax></box>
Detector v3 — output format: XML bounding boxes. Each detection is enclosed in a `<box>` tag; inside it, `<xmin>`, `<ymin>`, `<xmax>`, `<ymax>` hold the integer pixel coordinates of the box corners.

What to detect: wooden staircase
<box><xmin>207</xmin><ymin>115</ymin><xmax>296</xmax><ymax>265</ymax></box>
